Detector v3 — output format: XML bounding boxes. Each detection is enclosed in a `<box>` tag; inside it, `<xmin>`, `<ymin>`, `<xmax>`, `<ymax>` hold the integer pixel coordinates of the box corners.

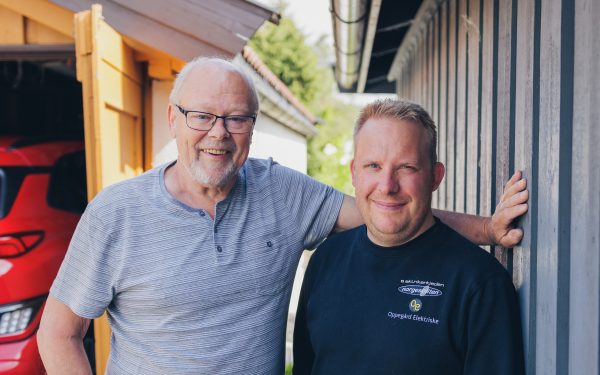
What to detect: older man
<box><xmin>293</xmin><ymin>99</ymin><xmax>525</xmax><ymax>375</ymax></box>
<box><xmin>38</xmin><ymin>59</ymin><xmax>526</xmax><ymax>374</ymax></box>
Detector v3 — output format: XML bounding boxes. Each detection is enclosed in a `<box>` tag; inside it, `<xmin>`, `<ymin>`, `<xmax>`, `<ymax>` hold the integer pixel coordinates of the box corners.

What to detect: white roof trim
<box><xmin>234</xmin><ymin>55</ymin><xmax>318</xmax><ymax>137</ymax></box>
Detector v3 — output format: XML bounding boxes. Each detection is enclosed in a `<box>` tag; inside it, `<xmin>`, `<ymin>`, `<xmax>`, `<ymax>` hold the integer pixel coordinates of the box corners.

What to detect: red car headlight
<box><xmin>0</xmin><ymin>231</ymin><xmax>44</xmax><ymax>258</ymax></box>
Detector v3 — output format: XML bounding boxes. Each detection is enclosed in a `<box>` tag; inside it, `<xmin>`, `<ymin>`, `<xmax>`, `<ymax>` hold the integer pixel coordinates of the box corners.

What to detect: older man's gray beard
<box><xmin>184</xmin><ymin>155</ymin><xmax>239</xmax><ymax>188</ymax></box>
<box><xmin>185</xmin><ymin>142</ymin><xmax>238</xmax><ymax>188</ymax></box>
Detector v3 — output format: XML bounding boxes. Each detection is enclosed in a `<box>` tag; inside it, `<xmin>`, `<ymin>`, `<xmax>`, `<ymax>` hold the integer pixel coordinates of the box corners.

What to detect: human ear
<box><xmin>431</xmin><ymin>162</ymin><xmax>445</xmax><ymax>191</ymax></box>
<box><xmin>167</xmin><ymin>104</ymin><xmax>178</xmax><ymax>138</ymax></box>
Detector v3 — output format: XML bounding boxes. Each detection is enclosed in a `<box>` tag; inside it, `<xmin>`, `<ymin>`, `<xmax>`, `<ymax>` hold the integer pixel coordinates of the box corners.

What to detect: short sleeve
<box><xmin>50</xmin><ymin>206</ymin><xmax>118</xmax><ymax>319</ymax></box>
<box><xmin>463</xmin><ymin>274</ymin><xmax>525</xmax><ymax>375</ymax></box>
<box><xmin>272</xmin><ymin>163</ymin><xmax>344</xmax><ymax>250</ymax></box>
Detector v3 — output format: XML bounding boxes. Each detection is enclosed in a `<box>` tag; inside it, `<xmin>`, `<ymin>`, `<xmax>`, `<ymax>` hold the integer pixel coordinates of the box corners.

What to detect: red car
<box><xmin>0</xmin><ymin>136</ymin><xmax>90</xmax><ymax>374</ymax></box>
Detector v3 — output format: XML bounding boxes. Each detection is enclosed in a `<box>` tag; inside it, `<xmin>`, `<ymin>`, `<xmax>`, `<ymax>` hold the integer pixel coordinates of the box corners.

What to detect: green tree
<box><xmin>249</xmin><ymin>16</ymin><xmax>328</xmax><ymax>108</ymax></box>
<box><xmin>250</xmin><ymin>2</ymin><xmax>357</xmax><ymax>194</ymax></box>
<box><xmin>307</xmin><ymin>101</ymin><xmax>357</xmax><ymax>195</ymax></box>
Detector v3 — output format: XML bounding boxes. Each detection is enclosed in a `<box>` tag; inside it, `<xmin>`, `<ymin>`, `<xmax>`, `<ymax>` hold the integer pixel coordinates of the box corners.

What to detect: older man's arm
<box><xmin>332</xmin><ymin>195</ymin><xmax>363</xmax><ymax>233</ymax></box>
<box><xmin>333</xmin><ymin>171</ymin><xmax>529</xmax><ymax>247</ymax></box>
<box><xmin>37</xmin><ymin>296</ymin><xmax>93</xmax><ymax>375</ymax></box>
<box><xmin>435</xmin><ymin>171</ymin><xmax>528</xmax><ymax>246</ymax></box>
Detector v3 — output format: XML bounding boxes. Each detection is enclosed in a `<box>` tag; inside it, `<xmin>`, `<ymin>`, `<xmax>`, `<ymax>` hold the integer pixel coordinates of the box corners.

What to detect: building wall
<box><xmin>249</xmin><ymin>112</ymin><xmax>308</xmax><ymax>173</ymax></box>
<box><xmin>390</xmin><ymin>0</ymin><xmax>599</xmax><ymax>373</ymax></box>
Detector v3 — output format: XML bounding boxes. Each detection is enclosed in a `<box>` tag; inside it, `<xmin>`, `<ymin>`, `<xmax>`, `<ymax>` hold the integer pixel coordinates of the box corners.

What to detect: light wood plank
<box><xmin>0</xmin><ymin>0</ymin><xmax>73</xmax><ymax>37</ymax></box>
<box><xmin>97</xmin><ymin>61</ymin><xmax>142</xmax><ymax>116</ymax></box>
<box><xmin>465</xmin><ymin>0</ymin><xmax>480</xmax><ymax>215</ymax></box>
<box><xmin>536</xmin><ymin>0</ymin><xmax>563</xmax><ymax>371</ymax></box>
<box><xmin>568</xmin><ymin>0</ymin><xmax>600</xmax><ymax>373</ymax></box>
<box><xmin>438</xmin><ymin>1</ymin><xmax>448</xmax><ymax>210</ymax></box>
<box><xmin>0</xmin><ymin>6</ymin><xmax>24</xmax><ymax>44</ymax></box>
<box><xmin>512</xmin><ymin>0</ymin><xmax>537</xmax><ymax>371</ymax></box>
<box><xmin>25</xmin><ymin>18</ymin><xmax>73</xmax><ymax>44</ymax></box>
<box><xmin>455</xmin><ymin>0</ymin><xmax>468</xmax><ymax>213</ymax></box>
<box><xmin>494</xmin><ymin>0</ymin><xmax>514</xmax><ymax>267</ymax></box>
<box><xmin>478</xmin><ymin>0</ymin><xmax>493</xmax><ymax>219</ymax></box>
<box><xmin>445</xmin><ymin>0</ymin><xmax>457</xmax><ymax>211</ymax></box>
<box><xmin>432</xmin><ymin>10</ymin><xmax>441</xmax><ymax>208</ymax></box>
<box><xmin>97</xmin><ymin>17</ymin><xmax>142</xmax><ymax>84</ymax></box>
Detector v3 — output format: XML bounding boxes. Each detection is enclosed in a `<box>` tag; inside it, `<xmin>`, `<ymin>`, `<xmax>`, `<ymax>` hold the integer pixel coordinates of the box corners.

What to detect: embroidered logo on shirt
<box><xmin>409</xmin><ymin>298</ymin><xmax>422</xmax><ymax>312</ymax></box>
<box><xmin>387</xmin><ymin>311</ymin><xmax>439</xmax><ymax>325</ymax></box>
<box><xmin>398</xmin><ymin>285</ymin><xmax>442</xmax><ymax>297</ymax></box>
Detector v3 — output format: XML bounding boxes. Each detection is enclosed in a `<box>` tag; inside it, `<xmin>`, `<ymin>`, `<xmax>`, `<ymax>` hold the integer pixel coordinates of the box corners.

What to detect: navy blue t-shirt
<box><xmin>293</xmin><ymin>220</ymin><xmax>524</xmax><ymax>375</ymax></box>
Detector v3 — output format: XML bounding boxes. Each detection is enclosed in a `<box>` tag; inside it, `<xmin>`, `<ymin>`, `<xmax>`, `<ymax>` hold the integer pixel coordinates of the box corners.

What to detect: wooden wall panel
<box><xmin>0</xmin><ymin>0</ymin><xmax>73</xmax><ymax>37</ymax></box>
<box><xmin>454</xmin><ymin>0</ymin><xmax>467</xmax><ymax>213</ymax></box>
<box><xmin>25</xmin><ymin>18</ymin><xmax>72</xmax><ymax>44</ymax></box>
<box><xmin>427</xmin><ymin>21</ymin><xmax>433</xmax><ymax>114</ymax></box>
<box><xmin>493</xmin><ymin>0</ymin><xmax>514</xmax><ymax>267</ymax></box>
<box><xmin>569</xmin><ymin>1</ymin><xmax>600</xmax><ymax>373</ymax></box>
<box><xmin>478</xmin><ymin>0</ymin><xmax>494</xmax><ymax>218</ymax></box>
<box><xmin>513</xmin><ymin>0</ymin><xmax>538</xmax><ymax>371</ymax></box>
<box><xmin>536</xmin><ymin>0</ymin><xmax>564</xmax><ymax>372</ymax></box>
<box><xmin>0</xmin><ymin>6</ymin><xmax>24</xmax><ymax>43</ymax></box>
<box><xmin>429</xmin><ymin>24</ymin><xmax>437</xmax><ymax>186</ymax></box>
<box><xmin>466</xmin><ymin>0</ymin><xmax>480</xmax><ymax>215</ymax></box>
<box><xmin>438</xmin><ymin>1</ymin><xmax>448</xmax><ymax>210</ymax></box>
<box><xmin>389</xmin><ymin>0</ymin><xmax>599</xmax><ymax>373</ymax></box>
<box><xmin>446</xmin><ymin>0</ymin><xmax>457</xmax><ymax>211</ymax></box>
<box><xmin>432</xmin><ymin>10</ymin><xmax>441</xmax><ymax>208</ymax></box>
<box><xmin>419</xmin><ymin>31</ymin><xmax>425</xmax><ymax>104</ymax></box>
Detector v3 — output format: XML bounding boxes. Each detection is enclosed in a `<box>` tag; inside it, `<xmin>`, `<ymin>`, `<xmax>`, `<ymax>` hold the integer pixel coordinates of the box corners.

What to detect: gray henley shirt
<box><xmin>50</xmin><ymin>158</ymin><xmax>344</xmax><ymax>374</ymax></box>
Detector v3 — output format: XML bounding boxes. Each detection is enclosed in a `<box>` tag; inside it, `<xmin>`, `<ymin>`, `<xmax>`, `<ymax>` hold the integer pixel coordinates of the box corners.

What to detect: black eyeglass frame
<box><xmin>175</xmin><ymin>104</ymin><xmax>256</xmax><ymax>134</ymax></box>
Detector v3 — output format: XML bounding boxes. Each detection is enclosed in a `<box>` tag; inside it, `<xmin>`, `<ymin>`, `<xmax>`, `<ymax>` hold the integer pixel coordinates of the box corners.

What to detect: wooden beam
<box><xmin>0</xmin><ymin>0</ymin><xmax>73</xmax><ymax>37</ymax></box>
<box><xmin>148</xmin><ymin>59</ymin><xmax>173</xmax><ymax>81</ymax></box>
<box><xmin>25</xmin><ymin>18</ymin><xmax>73</xmax><ymax>44</ymax></box>
<box><xmin>0</xmin><ymin>6</ymin><xmax>24</xmax><ymax>44</ymax></box>
<box><xmin>0</xmin><ymin>44</ymin><xmax>74</xmax><ymax>60</ymax></box>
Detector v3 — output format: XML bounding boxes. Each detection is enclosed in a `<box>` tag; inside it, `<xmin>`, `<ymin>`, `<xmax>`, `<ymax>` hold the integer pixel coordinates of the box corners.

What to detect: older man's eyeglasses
<box><xmin>176</xmin><ymin>105</ymin><xmax>256</xmax><ymax>134</ymax></box>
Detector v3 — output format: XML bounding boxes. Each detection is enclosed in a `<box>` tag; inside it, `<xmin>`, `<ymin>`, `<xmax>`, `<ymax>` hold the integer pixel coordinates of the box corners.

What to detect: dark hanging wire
<box><xmin>330</xmin><ymin>1</ymin><xmax>367</xmax><ymax>24</ymax></box>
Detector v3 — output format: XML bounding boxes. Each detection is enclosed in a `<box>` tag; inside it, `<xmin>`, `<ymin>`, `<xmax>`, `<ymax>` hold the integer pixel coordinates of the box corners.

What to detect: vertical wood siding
<box><xmin>455</xmin><ymin>0</ymin><xmax>467</xmax><ymax>213</ymax></box>
<box><xmin>513</xmin><ymin>0</ymin><xmax>538</xmax><ymax>372</ymax></box>
<box><xmin>437</xmin><ymin>1</ymin><xmax>448</xmax><ymax>209</ymax></box>
<box><xmin>446</xmin><ymin>0</ymin><xmax>457</xmax><ymax>211</ymax></box>
<box><xmin>390</xmin><ymin>0</ymin><xmax>599</xmax><ymax>373</ymax></box>
<box><xmin>569</xmin><ymin>0</ymin><xmax>599</xmax><ymax>373</ymax></box>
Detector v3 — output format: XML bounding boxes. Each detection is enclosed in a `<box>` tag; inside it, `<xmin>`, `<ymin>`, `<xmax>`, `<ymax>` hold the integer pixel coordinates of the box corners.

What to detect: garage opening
<box><xmin>0</xmin><ymin>55</ymin><xmax>95</xmax><ymax>373</ymax></box>
<box><xmin>0</xmin><ymin>59</ymin><xmax>82</xmax><ymax>137</ymax></box>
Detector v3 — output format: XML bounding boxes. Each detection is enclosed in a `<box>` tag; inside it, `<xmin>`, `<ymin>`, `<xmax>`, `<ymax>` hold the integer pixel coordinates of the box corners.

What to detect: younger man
<box><xmin>293</xmin><ymin>99</ymin><xmax>525</xmax><ymax>375</ymax></box>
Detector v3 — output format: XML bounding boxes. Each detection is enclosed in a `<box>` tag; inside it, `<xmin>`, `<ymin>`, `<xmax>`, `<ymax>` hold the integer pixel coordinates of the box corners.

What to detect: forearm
<box><xmin>38</xmin><ymin>333</ymin><xmax>93</xmax><ymax>375</ymax></box>
<box><xmin>38</xmin><ymin>296</ymin><xmax>93</xmax><ymax>375</ymax></box>
<box><xmin>433</xmin><ymin>209</ymin><xmax>492</xmax><ymax>245</ymax></box>
<box><xmin>333</xmin><ymin>195</ymin><xmax>364</xmax><ymax>233</ymax></box>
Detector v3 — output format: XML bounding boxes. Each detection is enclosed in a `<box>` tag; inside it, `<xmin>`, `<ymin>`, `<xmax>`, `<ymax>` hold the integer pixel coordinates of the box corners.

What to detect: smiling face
<box><xmin>168</xmin><ymin>61</ymin><xmax>257</xmax><ymax>190</ymax></box>
<box><xmin>351</xmin><ymin>117</ymin><xmax>444</xmax><ymax>247</ymax></box>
